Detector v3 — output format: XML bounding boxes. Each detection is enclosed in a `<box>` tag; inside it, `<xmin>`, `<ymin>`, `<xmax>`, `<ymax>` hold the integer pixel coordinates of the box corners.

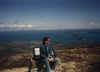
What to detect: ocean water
<box><xmin>0</xmin><ymin>29</ymin><xmax>100</xmax><ymax>44</ymax></box>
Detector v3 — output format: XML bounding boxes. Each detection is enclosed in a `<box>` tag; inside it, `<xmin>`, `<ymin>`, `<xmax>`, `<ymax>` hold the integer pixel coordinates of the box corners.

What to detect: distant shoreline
<box><xmin>0</xmin><ymin>28</ymin><xmax>100</xmax><ymax>32</ymax></box>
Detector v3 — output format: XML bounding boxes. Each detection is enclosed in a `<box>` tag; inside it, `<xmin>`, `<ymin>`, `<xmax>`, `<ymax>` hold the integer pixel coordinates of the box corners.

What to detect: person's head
<box><xmin>42</xmin><ymin>37</ymin><xmax>51</xmax><ymax>46</ymax></box>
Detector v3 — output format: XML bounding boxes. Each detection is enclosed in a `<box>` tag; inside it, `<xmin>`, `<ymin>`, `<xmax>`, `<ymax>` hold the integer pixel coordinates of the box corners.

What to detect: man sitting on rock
<box><xmin>40</xmin><ymin>37</ymin><xmax>57</xmax><ymax>72</ymax></box>
<box><xmin>29</xmin><ymin>37</ymin><xmax>60</xmax><ymax>72</ymax></box>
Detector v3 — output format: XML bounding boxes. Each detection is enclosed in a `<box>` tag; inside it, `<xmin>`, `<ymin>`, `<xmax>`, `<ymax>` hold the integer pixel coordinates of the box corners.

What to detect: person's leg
<box><xmin>50</xmin><ymin>58</ymin><xmax>57</xmax><ymax>70</ymax></box>
<box><xmin>43</xmin><ymin>58</ymin><xmax>51</xmax><ymax>72</ymax></box>
<box><xmin>50</xmin><ymin>57</ymin><xmax>61</xmax><ymax>70</ymax></box>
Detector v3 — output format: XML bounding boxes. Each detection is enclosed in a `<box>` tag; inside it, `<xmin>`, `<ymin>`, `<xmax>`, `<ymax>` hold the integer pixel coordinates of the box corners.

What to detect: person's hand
<box><xmin>48</xmin><ymin>57</ymin><xmax>54</xmax><ymax>62</ymax></box>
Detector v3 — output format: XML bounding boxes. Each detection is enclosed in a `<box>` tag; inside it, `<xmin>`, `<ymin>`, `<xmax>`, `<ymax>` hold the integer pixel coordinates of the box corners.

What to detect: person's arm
<box><xmin>53</xmin><ymin>47</ymin><xmax>56</xmax><ymax>57</ymax></box>
<box><xmin>50</xmin><ymin>47</ymin><xmax>56</xmax><ymax>57</ymax></box>
<box><xmin>40</xmin><ymin>46</ymin><xmax>47</xmax><ymax>59</ymax></box>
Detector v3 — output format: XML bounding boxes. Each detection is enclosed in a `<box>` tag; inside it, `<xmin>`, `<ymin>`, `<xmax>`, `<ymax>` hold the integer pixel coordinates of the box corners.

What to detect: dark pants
<box><xmin>28</xmin><ymin>59</ymin><xmax>51</xmax><ymax>72</ymax></box>
<box><xmin>28</xmin><ymin>58</ymin><xmax>57</xmax><ymax>72</ymax></box>
<box><xmin>40</xmin><ymin>58</ymin><xmax>51</xmax><ymax>72</ymax></box>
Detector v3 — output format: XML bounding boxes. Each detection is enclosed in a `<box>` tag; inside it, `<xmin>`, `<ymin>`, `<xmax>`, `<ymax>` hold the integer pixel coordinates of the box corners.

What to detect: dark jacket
<box><xmin>40</xmin><ymin>45</ymin><xmax>56</xmax><ymax>59</ymax></box>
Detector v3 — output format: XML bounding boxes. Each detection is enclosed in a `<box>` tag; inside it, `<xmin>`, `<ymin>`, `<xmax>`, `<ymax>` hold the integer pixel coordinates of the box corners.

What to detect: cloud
<box><xmin>86</xmin><ymin>21</ymin><xmax>97</xmax><ymax>29</ymax></box>
<box><xmin>0</xmin><ymin>23</ymin><xmax>99</xmax><ymax>32</ymax></box>
<box><xmin>0</xmin><ymin>24</ymin><xmax>33</xmax><ymax>31</ymax></box>
<box><xmin>0</xmin><ymin>24</ymin><xmax>68</xmax><ymax>31</ymax></box>
<box><xmin>0</xmin><ymin>24</ymin><xmax>33</xmax><ymax>28</ymax></box>
<box><xmin>89</xmin><ymin>21</ymin><xmax>95</xmax><ymax>26</ymax></box>
<box><xmin>0</xmin><ymin>24</ymin><xmax>58</xmax><ymax>31</ymax></box>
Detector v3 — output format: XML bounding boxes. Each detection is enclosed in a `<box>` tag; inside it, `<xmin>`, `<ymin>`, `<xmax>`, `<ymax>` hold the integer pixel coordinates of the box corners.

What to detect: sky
<box><xmin>0</xmin><ymin>0</ymin><xmax>100</xmax><ymax>31</ymax></box>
